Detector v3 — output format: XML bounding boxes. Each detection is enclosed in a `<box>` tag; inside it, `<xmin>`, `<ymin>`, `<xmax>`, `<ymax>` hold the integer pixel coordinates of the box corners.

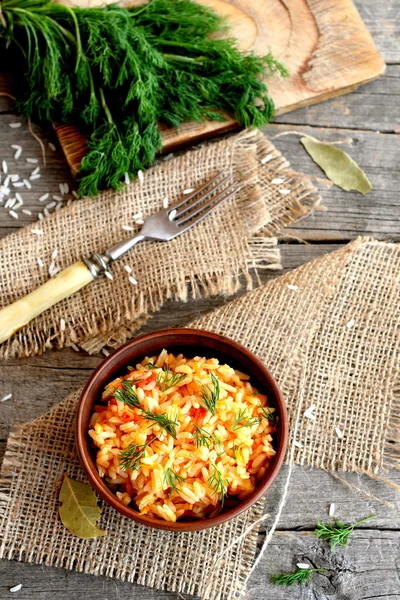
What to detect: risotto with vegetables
<box><xmin>89</xmin><ymin>349</ymin><xmax>277</xmax><ymax>522</ymax></box>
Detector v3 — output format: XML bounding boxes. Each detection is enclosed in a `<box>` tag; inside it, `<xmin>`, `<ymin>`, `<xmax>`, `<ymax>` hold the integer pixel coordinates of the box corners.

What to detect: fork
<box><xmin>0</xmin><ymin>170</ymin><xmax>240</xmax><ymax>344</ymax></box>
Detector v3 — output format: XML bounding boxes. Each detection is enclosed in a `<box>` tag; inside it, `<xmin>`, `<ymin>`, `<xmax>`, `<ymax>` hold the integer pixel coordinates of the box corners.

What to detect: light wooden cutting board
<box><xmin>55</xmin><ymin>0</ymin><xmax>385</xmax><ymax>177</ymax></box>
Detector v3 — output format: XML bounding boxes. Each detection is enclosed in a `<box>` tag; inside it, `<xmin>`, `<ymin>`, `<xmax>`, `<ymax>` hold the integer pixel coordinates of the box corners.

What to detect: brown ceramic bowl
<box><xmin>76</xmin><ymin>328</ymin><xmax>288</xmax><ymax>532</ymax></box>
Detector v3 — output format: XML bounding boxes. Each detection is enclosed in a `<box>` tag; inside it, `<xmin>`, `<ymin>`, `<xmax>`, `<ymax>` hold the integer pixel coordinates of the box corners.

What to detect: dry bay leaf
<box><xmin>300</xmin><ymin>136</ymin><xmax>372</xmax><ymax>195</ymax></box>
<box><xmin>59</xmin><ymin>474</ymin><xmax>106</xmax><ymax>539</ymax></box>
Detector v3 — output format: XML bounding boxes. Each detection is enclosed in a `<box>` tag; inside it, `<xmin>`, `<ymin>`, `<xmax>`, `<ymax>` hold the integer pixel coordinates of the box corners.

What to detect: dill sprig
<box><xmin>118</xmin><ymin>441</ymin><xmax>150</xmax><ymax>471</ymax></box>
<box><xmin>164</xmin><ymin>467</ymin><xmax>185</xmax><ymax>498</ymax></box>
<box><xmin>157</xmin><ymin>366</ymin><xmax>186</xmax><ymax>392</ymax></box>
<box><xmin>192</xmin><ymin>425</ymin><xmax>220</xmax><ymax>449</ymax></box>
<box><xmin>113</xmin><ymin>380</ymin><xmax>141</xmax><ymax>409</ymax></box>
<box><xmin>141</xmin><ymin>409</ymin><xmax>179</xmax><ymax>439</ymax></box>
<box><xmin>232</xmin><ymin>408</ymin><xmax>260</xmax><ymax>431</ymax></box>
<box><xmin>315</xmin><ymin>515</ymin><xmax>375</xmax><ymax>550</ymax></box>
<box><xmin>259</xmin><ymin>406</ymin><xmax>277</xmax><ymax>424</ymax></box>
<box><xmin>207</xmin><ymin>463</ymin><xmax>228</xmax><ymax>506</ymax></box>
<box><xmin>270</xmin><ymin>568</ymin><xmax>326</xmax><ymax>586</ymax></box>
<box><xmin>199</xmin><ymin>373</ymin><xmax>220</xmax><ymax>415</ymax></box>
<box><xmin>0</xmin><ymin>0</ymin><xmax>286</xmax><ymax>197</ymax></box>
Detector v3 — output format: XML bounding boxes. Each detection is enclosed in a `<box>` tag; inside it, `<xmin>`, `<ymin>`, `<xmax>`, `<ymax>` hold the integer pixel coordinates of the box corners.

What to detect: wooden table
<box><xmin>0</xmin><ymin>1</ymin><xmax>399</xmax><ymax>598</ymax></box>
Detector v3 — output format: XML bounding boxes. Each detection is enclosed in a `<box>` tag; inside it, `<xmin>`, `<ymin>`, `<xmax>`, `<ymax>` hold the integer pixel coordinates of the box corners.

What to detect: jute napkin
<box><xmin>0</xmin><ymin>129</ymin><xmax>320</xmax><ymax>359</ymax></box>
<box><xmin>1</xmin><ymin>238</ymin><xmax>399</xmax><ymax>600</ymax></box>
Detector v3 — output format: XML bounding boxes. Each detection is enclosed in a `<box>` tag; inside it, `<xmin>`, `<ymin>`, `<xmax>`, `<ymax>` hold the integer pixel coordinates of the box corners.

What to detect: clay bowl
<box><xmin>76</xmin><ymin>328</ymin><xmax>288</xmax><ymax>532</ymax></box>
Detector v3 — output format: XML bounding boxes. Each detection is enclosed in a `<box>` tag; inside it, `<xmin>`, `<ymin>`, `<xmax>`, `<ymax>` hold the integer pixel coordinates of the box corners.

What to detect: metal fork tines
<box><xmin>83</xmin><ymin>170</ymin><xmax>241</xmax><ymax>277</ymax></box>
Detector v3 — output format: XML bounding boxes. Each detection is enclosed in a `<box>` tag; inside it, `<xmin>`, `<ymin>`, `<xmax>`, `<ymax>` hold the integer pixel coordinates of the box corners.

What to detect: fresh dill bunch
<box><xmin>0</xmin><ymin>0</ymin><xmax>287</xmax><ymax>197</ymax></box>
<box><xmin>119</xmin><ymin>441</ymin><xmax>150</xmax><ymax>471</ymax></box>
<box><xmin>113</xmin><ymin>380</ymin><xmax>141</xmax><ymax>409</ymax></box>
<box><xmin>192</xmin><ymin>425</ymin><xmax>220</xmax><ymax>449</ymax></box>
<box><xmin>259</xmin><ymin>406</ymin><xmax>277</xmax><ymax>424</ymax></box>
<box><xmin>270</xmin><ymin>568</ymin><xmax>326</xmax><ymax>586</ymax></box>
<box><xmin>157</xmin><ymin>366</ymin><xmax>186</xmax><ymax>392</ymax></box>
<box><xmin>164</xmin><ymin>467</ymin><xmax>185</xmax><ymax>498</ymax></box>
<box><xmin>315</xmin><ymin>515</ymin><xmax>375</xmax><ymax>550</ymax></box>
<box><xmin>199</xmin><ymin>373</ymin><xmax>220</xmax><ymax>415</ymax></box>
<box><xmin>207</xmin><ymin>463</ymin><xmax>228</xmax><ymax>506</ymax></box>
<box><xmin>232</xmin><ymin>408</ymin><xmax>260</xmax><ymax>431</ymax></box>
<box><xmin>141</xmin><ymin>409</ymin><xmax>179</xmax><ymax>439</ymax></box>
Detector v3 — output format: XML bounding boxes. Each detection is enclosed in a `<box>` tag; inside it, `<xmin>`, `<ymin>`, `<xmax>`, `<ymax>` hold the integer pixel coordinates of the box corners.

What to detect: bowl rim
<box><xmin>76</xmin><ymin>327</ymin><xmax>288</xmax><ymax>532</ymax></box>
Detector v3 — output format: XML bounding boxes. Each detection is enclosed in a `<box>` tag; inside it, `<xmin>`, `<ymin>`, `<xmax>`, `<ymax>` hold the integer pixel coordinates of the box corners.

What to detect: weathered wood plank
<box><xmin>356</xmin><ymin>0</ymin><xmax>400</xmax><ymax>63</ymax></box>
<box><xmin>276</xmin><ymin>65</ymin><xmax>400</xmax><ymax>133</ymax></box>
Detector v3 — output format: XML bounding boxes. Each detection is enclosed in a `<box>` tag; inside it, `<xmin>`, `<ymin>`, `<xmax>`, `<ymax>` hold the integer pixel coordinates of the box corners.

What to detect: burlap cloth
<box><xmin>0</xmin><ymin>128</ymin><xmax>321</xmax><ymax>359</ymax></box>
<box><xmin>1</xmin><ymin>238</ymin><xmax>399</xmax><ymax>599</ymax></box>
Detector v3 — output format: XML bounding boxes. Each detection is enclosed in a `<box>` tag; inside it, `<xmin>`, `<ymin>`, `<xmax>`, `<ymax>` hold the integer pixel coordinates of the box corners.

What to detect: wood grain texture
<box><xmin>52</xmin><ymin>0</ymin><xmax>385</xmax><ymax>176</ymax></box>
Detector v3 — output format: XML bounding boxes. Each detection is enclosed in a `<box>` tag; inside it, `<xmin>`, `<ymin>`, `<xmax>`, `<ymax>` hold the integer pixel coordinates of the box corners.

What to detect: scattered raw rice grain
<box><xmin>23</xmin><ymin>179</ymin><xmax>32</xmax><ymax>189</ymax></box>
<box><xmin>51</xmin><ymin>248</ymin><xmax>58</xmax><ymax>259</ymax></box>
<box><xmin>138</xmin><ymin>170</ymin><xmax>144</xmax><ymax>183</ymax></box>
<box><xmin>163</xmin><ymin>153</ymin><xmax>174</xmax><ymax>161</ymax></box>
<box><xmin>124</xmin><ymin>265</ymin><xmax>132</xmax><ymax>273</ymax></box>
<box><xmin>287</xmin><ymin>284</ymin><xmax>299</xmax><ymax>291</ymax></box>
<box><xmin>29</xmin><ymin>174</ymin><xmax>41</xmax><ymax>181</ymax></box>
<box><xmin>121</xmin><ymin>225</ymin><xmax>134</xmax><ymax>231</ymax></box>
<box><xmin>346</xmin><ymin>319</ymin><xmax>355</xmax><ymax>328</ymax></box>
<box><xmin>59</xmin><ymin>183</ymin><xmax>64</xmax><ymax>195</ymax></box>
<box><xmin>135</xmin><ymin>218</ymin><xmax>144</xmax><ymax>225</ymax></box>
<box><xmin>11</xmin><ymin>144</ymin><xmax>20</xmax><ymax>150</ymax></box>
<box><xmin>10</xmin><ymin>174</ymin><xmax>20</xmax><ymax>182</ymax></box>
<box><xmin>294</xmin><ymin>440</ymin><xmax>303</xmax><ymax>449</ymax></box>
<box><xmin>0</xmin><ymin>393</ymin><xmax>12</xmax><ymax>402</ymax></box>
<box><xmin>31</xmin><ymin>228</ymin><xmax>44</xmax><ymax>235</ymax></box>
<box><xmin>9</xmin><ymin>210</ymin><xmax>18</xmax><ymax>219</ymax></box>
<box><xmin>22</xmin><ymin>209</ymin><xmax>32</xmax><ymax>216</ymax></box>
<box><xmin>39</xmin><ymin>193</ymin><xmax>49</xmax><ymax>202</ymax></box>
<box><xmin>5</xmin><ymin>198</ymin><xmax>15</xmax><ymax>208</ymax></box>
<box><xmin>52</xmin><ymin>194</ymin><xmax>63</xmax><ymax>201</ymax></box>
<box><xmin>38</xmin><ymin>213</ymin><xmax>44</xmax><ymax>220</ymax></box>
<box><xmin>279</xmin><ymin>189</ymin><xmax>291</xmax><ymax>195</ymax></box>
<box><xmin>12</xmin><ymin>182</ymin><xmax>24</xmax><ymax>188</ymax></box>
<box><xmin>297</xmin><ymin>563</ymin><xmax>311</xmax><ymax>570</ymax></box>
<box><xmin>31</xmin><ymin>166</ymin><xmax>40</xmax><ymax>176</ymax></box>
<box><xmin>70</xmin><ymin>342</ymin><xmax>80</xmax><ymax>352</ymax></box>
<box><xmin>2</xmin><ymin>160</ymin><xmax>7</xmax><ymax>173</ymax></box>
<box><xmin>67</xmin><ymin>199</ymin><xmax>73</xmax><ymax>206</ymax></box>
<box><xmin>72</xmin><ymin>190</ymin><xmax>78</xmax><ymax>198</ymax></box>
<box><xmin>46</xmin><ymin>201</ymin><xmax>56</xmax><ymax>210</ymax></box>
<box><xmin>49</xmin><ymin>142</ymin><xmax>57</xmax><ymax>151</ymax></box>
<box><xmin>129</xmin><ymin>275</ymin><xmax>138</xmax><ymax>285</ymax></box>
<box><xmin>13</xmin><ymin>199</ymin><xmax>23</xmax><ymax>210</ymax></box>
<box><xmin>329</xmin><ymin>503</ymin><xmax>335</xmax><ymax>517</ymax></box>
<box><xmin>0</xmin><ymin>185</ymin><xmax>10</xmax><ymax>195</ymax></box>
<box><xmin>55</xmin><ymin>202</ymin><xmax>63</xmax><ymax>211</ymax></box>
<box><xmin>124</xmin><ymin>172</ymin><xmax>130</xmax><ymax>185</ymax></box>
<box><xmin>304</xmin><ymin>405</ymin><xmax>316</xmax><ymax>421</ymax></box>
<box><xmin>36</xmin><ymin>257</ymin><xmax>44</xmax><ymax>267</ymax></box>
<box><xmin>10</xmin><ymin>584</ymin><xmax>23</xmax><ymax>593</ymax></box>
<box><xmin>162</xmin><ymin>197</ymin><xmax>169</xmax><ymax>208</ymax></box>
<box><xmin>132</xmin><ymin>211</ymin><xmax>143</xmax><ymax>220</ymax></box>
<box><xmin>102</xmin><ymin>348</ymin><xmax>110</xmax><ymax>357</ymax></box>
<box><xmin>14</xmin><ymin>147</ymin><xmax>22</xmax><ymax>159</ymax></box>
<box><xmin>60</xmin><ymin>318</ymin><xmax>66</xmax><ymax>331</ymax></box>
<box><xmin>4</xmin><ymin>175</ymin><xmax>10</xmax><ymax>188</ymax></box>
<box><xmin>63</xmin><ymin>183</ymin><xmax>69</xmax><ymax>194</ymax></box>
<box><xmin>169</xmin><ymin>209</ymin><xmax>177</xmax><ymax>220</ymax></box>
<box><xmin>26</xmin><ymin>157</ymin><xmax>39</xmax><ymax>164</ymax></box>
<box><xmin>271</xmin><ymin>178</ymin><xmax>284</xmax><ymax>184</ymax></box>
<box><xmin>15</xmin><ymin>192</ymin><xmax>23</xmax><ymax>203</ymax></box>
<box><xmin>335</xmin><ymin>427</ymin><xmax>344</xmax><ymax>439</ymax></box>
<box><xmin>9</xmin><ymin>122</ymin><xmax>22</xmax><ymax>129</ymax></box>
<box><xmin>105</xmin><ymin>271</ymin><xmax>113</xmax><ymax>280</ymax></box>
<box><xmin>261</xmin><ymin>154</ymin><xmax>273</xmax><ymax>164</ymax></box>
<box><xmin>183</xmin><ymin>188</ymin><xmax>194</xmax><ymax>194</ymax></box>
<box><xmin>43</xmin><ymin>208</ymin><xmax>50</xmax><ymax>217</ymax></box>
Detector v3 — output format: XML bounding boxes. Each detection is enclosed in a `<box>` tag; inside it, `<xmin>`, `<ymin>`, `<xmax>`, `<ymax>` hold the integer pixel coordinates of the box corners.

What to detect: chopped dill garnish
<box><xmin>259</xmin><ymin>406</ymin><xmax>277</xmax><ymax>424</ymax></box>
<box><xmin>207</xmin><ymin>463</ymin><xmax>228</xmax><ymax>506</ymax></box>
<box><xmin>270</xmin><ymin>568</ymin><xmax>326</xmax><ymax>586</ymax></box>
<box><xmin>315</xmin><ymin>515</ymin><xmax>375</xmax><ymax>550</ymax></box>
<box><xmin>199</xmin><ymin>373</ymin><xmax>220</xmax><ymax>415</ymax></box>
<box><xmin>144</xmin><ymin>361</ymin><xmax>156</xmax><ymax>369</ymax></box>
<box><xmin>157</xmin><ymin>366</ymin><xmax>186</xmax><ymax>392</ymax></box>
<box><xmin>164</xmin><ymin>468</ymin><xmax>185</xmax><ymax>498</ymax></box>
<box><xmin>118</xmin><ymin>441</ymin><xmax>150</xmax><ymax>471</ymax></box>
<box><xmin>232</xmin><ymin>408</ymin><xmax>260</xmax><ymax>431</ymax></box>
<box><xmin>141</xmin><ymin>409</ymin><xmax>179</xmax><ymax>439</ymax></box>
<box><xmin>192</xmin><ymin>426</ymin><xmax>223</xmax><ymax>453</ymax></box>
<box><xmin>114</xmin><ymin>380</ymin><xmax>141</xmax><ymax>409</ymax></box>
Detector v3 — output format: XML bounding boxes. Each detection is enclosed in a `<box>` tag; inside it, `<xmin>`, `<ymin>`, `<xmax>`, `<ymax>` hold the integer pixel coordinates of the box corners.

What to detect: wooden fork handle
<box><xmin>0</xmin><ymin>261</ymin><xmax>94</xmax><ymax>344</ymax></box>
